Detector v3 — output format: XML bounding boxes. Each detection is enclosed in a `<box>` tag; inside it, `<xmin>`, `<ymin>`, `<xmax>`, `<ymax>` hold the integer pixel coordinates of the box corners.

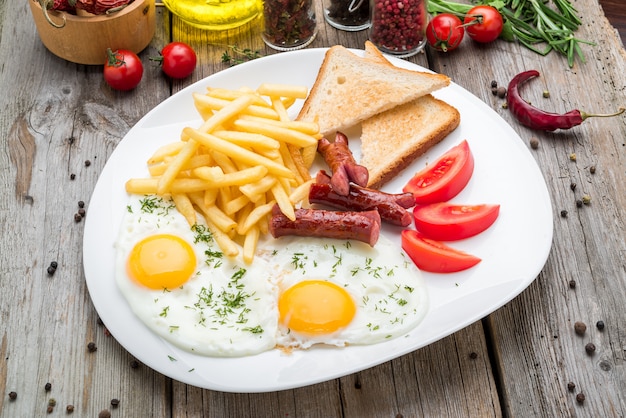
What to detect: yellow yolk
<box><xmin>278</xmin><ymin>280</ymin><xmax>356</xmax><ymax>335</ymax></box>
<box><xmin>127</xmin><ymin>234</ymin><xmax>196</xmax><ymax>289</ymax></box>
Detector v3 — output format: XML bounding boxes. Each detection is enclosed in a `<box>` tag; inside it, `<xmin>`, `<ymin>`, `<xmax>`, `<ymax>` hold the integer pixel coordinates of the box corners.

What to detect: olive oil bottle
<box><xmin>162</xmin><ymin>0</ymin><xmax>262</xmax><ymax>30</ymax></box>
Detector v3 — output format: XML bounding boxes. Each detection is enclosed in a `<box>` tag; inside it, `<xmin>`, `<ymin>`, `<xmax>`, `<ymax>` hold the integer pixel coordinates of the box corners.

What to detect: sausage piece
<box><xmin>316</xmin><ymin>170</ymin><xmax>415</xmax><ymax>209</ymax></box>
<box><xmin>309</xmin><ymin>182</ymin><xmax>413</xmax><ymax>227</ymax></box>
<box><xmin>268</xmin><ymin>205</ymin><xmax>381</xmax><ymax>246</ymax></box>
<box><xmin>317</xmin><ymin>132</ymin><xmax>369</xmax><ymax>195</ymax></box>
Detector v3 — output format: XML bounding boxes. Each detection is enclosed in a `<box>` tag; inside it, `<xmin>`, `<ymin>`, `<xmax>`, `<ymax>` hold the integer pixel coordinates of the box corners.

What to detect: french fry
<box><xmin>279</xmin><ymin>142</ymin><xmax>306</xmax><ymax>185</ymax></box>
<box><xmin>170</xmin><ymin>179</ymin><xmax>215</xmax><ymax>193</ymax></box>
<box><xmin>289</xmin><ymin>179</ymin><xmax>314</xmax><ymax>205</ymax></box>
<box><xmin>193</xmin><ymin>93</ymin><xmax>279</xmax><ymax>120</ymax></box>
<box><xmin>198</xmin><ymin>94</ymin><xmax>254</xmax><ymax>133</ymax></box>
<box><xmin>205</xmin><ymin>217</ymin><xmax>239</xmax><ymax>257</ymax></box>
<box><xmin>209</xmin><ymin>150</ymin><xmax>238</xmax><ymax>174</ymax></box>
<box><xmin>300</xmin><ymin>144</ymin><xmax>318</xmax><ymax>169</ymax></box>
<box><xmin>242</xmin><ymin>225</ymin><xmax>260</xmax><ymax>264</ymax></box>
<box><xmin>205</xmin><ymin>87</ymin><xmax>269</xmax><ymax>106</ymax></box>
<box><xmin>126</xmin><ymin>83</ymin><xmax>317</xmax><ymax>261</ymax></box>
<box><xmin>238</xmin><ymin>201</ymin><xmax>275</xmax><ymax>235</ymax></box>
<box><xmin>223</xmin><ymin>194</ymin><xmax>250</xmax><ymax>216</ymax></box>
<box><xmin>157</xmin><ymin>139</ymin><xmax>200</xmax><ymax>195</ymax></box>
<box><xmin>203</xmin><ymin>188</ymin><xmax>218</xmax><ymax>207</ymax></box>
<box><xmin>188</xmin><ymin>193</ymin><xmax>237</xmax><ymax>233</ymax></box>
<box><xmin>184</xmin><ymin>128</ymin><xmax>295</xmax><ymax>179</ymax></box>
<box><xmin>194</xmin><ymin>165</ymin><xmax>270</xmax><ymax>188</ymax></box>
<box><xmin>239</xmin><ymin>115</ymin><xmax>321</xmax><ymax>136</ymax></box>
<box><xmin>271</xmin><ymin>96</ymin><xmax>315</xmax><ymax>183</ymax></box>
<box><xmin>232</xmin><ymin>118</ymin><xmax>318</xmax><ymax>148</ymax></box>
<box><xmin>149</xmin><ymin>154</ymin><xmax>214</xmax><ymax>177</ymax></box>
<box><xmin>192</xmin><ymin>166</ymin><xmax>225</xmax><ymax>182</ymax></box>
<box><xmin>271</xmin><ymin>182</ymin><xmax>295</xmax><ymax>221</ymax></box>
<box><xmin>147</xmin><ymin>142</ymin><xmax>186</xmax><ymax>164</ymax></box>
<box><xmin>239</xmin><ymin>176</ymin><xmax>277</xmax><ymax>203</ymax></box>
<box><xmin>257</xmin><ymin>83</ymin><xmax>308</xmax><ymax>99</ymax></box>
<box><xmin>271</xmin><ymin>97</ymin><xmax>290</xmax><ymax>122</ymax></box>
<box><xmin>204</xmin><ymin>205</ymin><xmax>237</xmax><ymax>233</ymax></box>
<box><xmin>125</xmin><ymin>178</ymin><xmax>159</xmax><ymax>194</ymax></box>
<box><xmin>281</xmin><ymin>97</ymin><xmax>296</xmax><ymax>109</ymax></box>
<box><xmin>212</xmin><ymin>130</ymin><xmax>280</xmax><ymax>151</ymax></box>
<box><xmin>171</xmin><ymin>193</ymin><xmax>196</xmax><ymax>226</ymax></box>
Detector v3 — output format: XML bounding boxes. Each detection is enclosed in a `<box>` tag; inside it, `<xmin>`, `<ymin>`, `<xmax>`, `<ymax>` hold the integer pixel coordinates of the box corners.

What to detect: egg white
<box><xmin>258</xmin><ymin>234</ymin><xmax>429</xmax><ymax>349</ymax></box>
<box><xmin>115</xmin><ymin>194</ymin><xmax>429</xmax><ymax>357</ymax></box>
<box><xmin>115</xmin><ymin>194</ymin><xmax>279</xmax><ymax>357</ymax></box>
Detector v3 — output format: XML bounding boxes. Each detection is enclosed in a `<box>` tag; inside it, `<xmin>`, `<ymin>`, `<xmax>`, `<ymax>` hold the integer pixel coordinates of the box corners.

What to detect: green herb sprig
<box><xmin>221</xmin><ymin>44</ymin><xmax>263</xmax><ymax>66</ymax></box>
<box><xmin>427</xmin><ymin>0</ymin><xmax>595</xmax><ymax>67</ymax></box>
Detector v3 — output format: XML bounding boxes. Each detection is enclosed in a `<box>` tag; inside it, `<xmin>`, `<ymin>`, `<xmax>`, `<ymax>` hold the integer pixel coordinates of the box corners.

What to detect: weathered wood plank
<box><xmin>424</xmin><ymin>1</ymin><xmax>626</xmax><ymax>416</ymax></box>
<box><xmin>1</xmin><ymin>3</ymin><xmax>172</xmax><ymax>417</ymax></box>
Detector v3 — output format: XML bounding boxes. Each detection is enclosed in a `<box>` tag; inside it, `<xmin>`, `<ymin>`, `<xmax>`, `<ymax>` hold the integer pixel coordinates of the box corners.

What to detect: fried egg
<box><xmin>115</xmin><ymin>194</ymin><xmax>279</xmax><ymax>357</ymax></box>
<box><xmin>115</xmin><ymin>194</ymin><xmax>429</xmax><ymax>357</ymax></box>
<box><xmin>259</xmin><ymin>235</ymin><xmax>429</xmax><ymax>349</ymax></box>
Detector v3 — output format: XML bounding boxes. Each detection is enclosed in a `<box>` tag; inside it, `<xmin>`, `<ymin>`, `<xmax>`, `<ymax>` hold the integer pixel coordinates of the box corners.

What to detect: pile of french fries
<box><xmin>125</xmin><ymin>83</ymin><xmax>320</xmax><ymax>263</ymax></box>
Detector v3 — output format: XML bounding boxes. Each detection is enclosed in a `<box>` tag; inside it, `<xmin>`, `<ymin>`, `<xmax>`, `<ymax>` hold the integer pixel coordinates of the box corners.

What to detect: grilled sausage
<box><xmin>317</xmin><ymin>132</ymin><xmax>369</xmax><ymax>195</ymax></box>
<box><xmin>268</xmin><ymin>205</ymin><xmax>381</xmax><ymax>246</ymax></box>
<box><xmin>309</xmin><ymin>182</ymin><xmax>413</xmax><ymax>226</ymax></box>
<box><xmin>316</xmin><ymin>170</ymin><xmax>415</xmax><ymax>209</ymax></box>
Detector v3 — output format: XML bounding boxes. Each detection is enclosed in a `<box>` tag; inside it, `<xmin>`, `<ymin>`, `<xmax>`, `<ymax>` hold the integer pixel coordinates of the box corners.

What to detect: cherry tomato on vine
<box><xmin>426</xmin><ymin>13</ymin><xmax>465</xmax><ymax>52</ymax></box>
<box><xmin>103</xmin><ymin>48</ymin><xmax>143</xmax><ymax>91</ymax></box>
<box><xmin>464</xmin><ymin>5</ymin><xmax>504</xmax><ymax>43</ymax></box>
<box><xmin>412</xmin><ymin>202</ymin><xmax>500</xmax><ymax>241</ymax></box>
<box><xmin>155</xmin><ymin>42</ymin><xmax>197</xmax><ymax>79</ymax></box>
<box><xmin>402</xmin><ymin>140</ymin><xmax>475</xmax><ymax>204</ymax></box>
<box><xmin>401</xmin><ymin>230</ymin><xmax>481</xmax><ymax>273</ymax></box>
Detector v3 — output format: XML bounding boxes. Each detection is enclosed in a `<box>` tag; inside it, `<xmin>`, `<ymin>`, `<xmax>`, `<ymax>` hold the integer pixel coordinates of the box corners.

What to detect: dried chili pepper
<box><xmin>507</xmin><ymin>70</ymin><xmax>625</xmax><ymax>131</ymax></box>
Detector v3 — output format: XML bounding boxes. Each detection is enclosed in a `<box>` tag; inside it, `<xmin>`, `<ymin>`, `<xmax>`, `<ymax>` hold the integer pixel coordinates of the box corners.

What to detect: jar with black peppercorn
<box><xmin>262</xmin><ymin>0</ymin><xmax>318</xmax><ymax>51</ymax></box>
<box><xmin>324</xmin><ymin>0</ymin><xmax>370</xmax><ymax>31</ymax></box>
<box><xmin>369</xmin><ymin>0</ymin><xmax>428</xmax><ymax>57</ymax></box>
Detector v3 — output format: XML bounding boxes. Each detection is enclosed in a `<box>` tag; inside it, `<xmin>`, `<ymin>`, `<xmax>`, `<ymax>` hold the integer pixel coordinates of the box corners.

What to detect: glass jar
<box><xmin>324</xmin><ymin>0</ymin><xmax>370</xmax><ymax>31</ymax></box>
<box><xmin>262</xmin><ymin>0</ymin><xmax>318</xmax><ymax>51</ymax></box>
<box><xmin>162</xmin><ymin>0</ymin><xmax>262</xmax><ymax>31</ymax></box>
<box><xmin>369</xmin><ymin>0</ymin><xmax>428</xmax><ymax>57</ymax></box>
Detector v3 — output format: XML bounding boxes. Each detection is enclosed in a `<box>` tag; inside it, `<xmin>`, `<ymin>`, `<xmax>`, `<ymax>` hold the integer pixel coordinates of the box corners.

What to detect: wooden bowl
<box><xmin>29</xmin><ymin>0</ymin><xmax>156</xmax><ymax>65</ymax></box>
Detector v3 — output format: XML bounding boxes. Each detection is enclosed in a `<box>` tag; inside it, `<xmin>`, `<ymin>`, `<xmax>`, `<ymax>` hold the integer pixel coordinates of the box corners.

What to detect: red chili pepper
<box><xmin>507</xmin><ymin>70</ymin><xmax>625</xmax><ymax>131</ymax></box>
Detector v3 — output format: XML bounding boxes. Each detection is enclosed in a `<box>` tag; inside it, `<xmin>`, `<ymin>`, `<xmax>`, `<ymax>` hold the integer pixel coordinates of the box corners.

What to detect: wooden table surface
<box><xmin>1</xmin><ymin>0</ymin><xmax>625</xmax><ymax>416</ymax></box>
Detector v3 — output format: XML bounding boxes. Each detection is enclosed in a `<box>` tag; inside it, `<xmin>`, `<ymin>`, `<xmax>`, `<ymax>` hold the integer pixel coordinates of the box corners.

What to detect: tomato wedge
<box><xmin>401</xmin><ymin>230</ymin><xmax>481</xmax><ymax>273</ymax></box>
<box><xmin>413</xmin><ymin>202</ymin><xmax>500</xmax><ymax>241</ymax></box>
<box><xmin>403</xmin><ymin>140</ymin><xmax>474</xmax><ymax>204</ymax></box>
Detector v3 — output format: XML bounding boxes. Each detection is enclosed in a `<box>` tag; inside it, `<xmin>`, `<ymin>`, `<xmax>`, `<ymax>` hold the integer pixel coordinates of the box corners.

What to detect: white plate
<box><xmin>83</xmin><ymin>48</ymin><xmax>553</xmax><ymax>393</ymax></box>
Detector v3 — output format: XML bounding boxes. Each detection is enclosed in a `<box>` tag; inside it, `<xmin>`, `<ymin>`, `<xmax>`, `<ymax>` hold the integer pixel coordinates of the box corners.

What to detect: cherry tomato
<box><xmin>426</xmin><ymin>13</ymin><xmax>465</xmax><ymax>52</ymax></box>
<box><xmin>401</xmin><ymin>230</ymin><xmax>481</xmax><ymax>273</ymax></box>
<box><xmin>103</xmin><ymin>48</ymin><xmax>143</xmax><ymax>91</ymax></box>
<box><xmin>412</xmin><ymin>202</ymin><xmax>500</xmax><ymax>241</ymax></box>
<box><xmin>463</xmin><ymin>5</ymin><xmax>504</xmax><ymax>43</ymax></box>
<box><xmin>158</xmin><ymin>42</ymin><xmax>197</xmax><ymax>79</ymax></box>
<box><xmin>402</xmin><ymin>140</ymin><xmax>474</xmax><ymax>205</ymax></box>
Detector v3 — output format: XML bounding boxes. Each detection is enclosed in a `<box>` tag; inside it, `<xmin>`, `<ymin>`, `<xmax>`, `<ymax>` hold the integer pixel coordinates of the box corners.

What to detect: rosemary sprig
<box><xmin>221</xmin><ymin>44</ymin><xmax>263</xmax><ymax>66</ymax></box>
<box><xmin>427</xmin><ymin>0</ymin><xmax>595</xmax><ymax>67</ymax></box>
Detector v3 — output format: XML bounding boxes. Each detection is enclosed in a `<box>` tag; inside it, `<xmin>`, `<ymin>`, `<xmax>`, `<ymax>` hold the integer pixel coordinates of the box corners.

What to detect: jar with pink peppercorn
<box><xmin>369</xmin><ymin>0</ymin><xmax>428</xmax><ymax>57</ymax></box>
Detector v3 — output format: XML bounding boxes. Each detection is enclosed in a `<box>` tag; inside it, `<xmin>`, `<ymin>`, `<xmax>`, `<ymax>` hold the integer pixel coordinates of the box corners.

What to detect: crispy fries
<box><xmin>125</xmin><ymin>83</ymin><xmax>319</xmax><ymax>262</ymax></box>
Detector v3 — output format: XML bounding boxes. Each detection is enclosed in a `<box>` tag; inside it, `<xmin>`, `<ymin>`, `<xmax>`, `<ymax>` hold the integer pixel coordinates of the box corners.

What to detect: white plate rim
<box><xmin>83</xmin><ymin>47</ymin><xmax>553</xmax><ymax>393</ymax></box>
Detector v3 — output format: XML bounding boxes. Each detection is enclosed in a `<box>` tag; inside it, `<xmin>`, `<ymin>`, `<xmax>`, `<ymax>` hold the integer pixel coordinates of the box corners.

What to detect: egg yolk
<box><xmin>278</xmin><ymin>280</ymin><xmax>356</xmax><ymax>335</ymax></box>
<box><xmin>127</xmin><ymin>234</ymin><xmax>196</xmax><ymax>289</ymax></box>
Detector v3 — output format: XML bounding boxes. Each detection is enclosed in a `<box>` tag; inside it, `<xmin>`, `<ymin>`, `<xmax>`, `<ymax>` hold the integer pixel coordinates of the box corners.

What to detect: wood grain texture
<box><xmin>1</xmin><ymin>0</ymin><xmax>624</xmax><ymax>416</ymax></box>
<box><xmin>427</xmin><ymin>3</ymin><xmax>626</xmax><ymax>417</ymax></box>
<box><xmin>599</xmin><ymin>0</ymin><xmax>626</xmax><ymax>45</ymax></box>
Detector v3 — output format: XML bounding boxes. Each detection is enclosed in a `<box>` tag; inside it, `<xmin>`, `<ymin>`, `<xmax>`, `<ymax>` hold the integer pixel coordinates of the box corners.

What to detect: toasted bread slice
<box><xmin>360</xmin><ymin>42</ymin><xmax>461</xmax><ymax>189</ymax></box>
<box><xmin>296</xmin><ymin>45</ymin><xmax>450</xmax><ymax>137</ymax></box>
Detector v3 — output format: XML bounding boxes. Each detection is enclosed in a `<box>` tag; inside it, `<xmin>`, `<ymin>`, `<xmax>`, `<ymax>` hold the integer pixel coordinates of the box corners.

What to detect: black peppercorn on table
<box><xmin>1</xmin><ymin>1</ymin><xmax>625</xmax><ymax>416</ymax></box>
